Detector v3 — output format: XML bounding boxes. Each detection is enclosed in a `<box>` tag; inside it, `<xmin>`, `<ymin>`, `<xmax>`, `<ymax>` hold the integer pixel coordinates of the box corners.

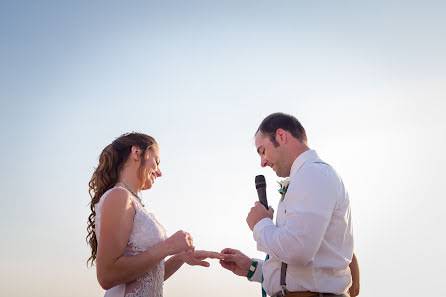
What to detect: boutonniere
<box><xmin>277</xmin><ymin>178</ymin><xmax>290</xmax><ymax>201</ymax></box>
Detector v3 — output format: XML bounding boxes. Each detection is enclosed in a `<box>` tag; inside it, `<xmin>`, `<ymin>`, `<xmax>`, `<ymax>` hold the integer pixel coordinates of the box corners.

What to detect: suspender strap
<box><xmin>280</xmin><ymin>262</ymin><xmax>288</xmax><ymax>295</ymax></box>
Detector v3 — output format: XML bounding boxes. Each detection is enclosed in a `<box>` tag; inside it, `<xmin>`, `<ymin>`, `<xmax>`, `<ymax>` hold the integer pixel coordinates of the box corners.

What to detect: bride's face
<box><xmin>141</xmin><ymin>146</ymin><xmax>162</xmax><ymax>190</ymax></box>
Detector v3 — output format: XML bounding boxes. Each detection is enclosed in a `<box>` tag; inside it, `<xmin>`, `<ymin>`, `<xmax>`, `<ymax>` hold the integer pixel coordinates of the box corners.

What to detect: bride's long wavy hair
<box><xmin>86</xmin><ymin>132</ymin><xmax>157</xmax><ymax>266</ymax></box>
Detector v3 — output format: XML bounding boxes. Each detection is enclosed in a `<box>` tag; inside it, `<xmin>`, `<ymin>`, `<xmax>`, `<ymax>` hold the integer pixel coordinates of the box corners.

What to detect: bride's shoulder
<box><xmin>100</xmin><ymin>187</ymin><xmax>134</xmax><ymax>213</ymax></box>
<box><xmin>106</xmin><ymin>186</ymin><xmax>129</xmax><ymax>196</ymax></box>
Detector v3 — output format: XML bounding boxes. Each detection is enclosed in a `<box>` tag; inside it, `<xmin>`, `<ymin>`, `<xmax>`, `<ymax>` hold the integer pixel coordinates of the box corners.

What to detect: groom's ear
<box><xmin>275</xmin><ymin>129</ymin><xmax>287</xmax><ymax>145</ymax></box>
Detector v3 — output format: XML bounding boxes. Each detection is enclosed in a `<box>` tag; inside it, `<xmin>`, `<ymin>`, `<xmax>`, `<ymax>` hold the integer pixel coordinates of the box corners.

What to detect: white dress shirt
<box><xmin>250</xmin><ymin>150</ymin><xmax>353</xmax><ymax>295</ymax></box>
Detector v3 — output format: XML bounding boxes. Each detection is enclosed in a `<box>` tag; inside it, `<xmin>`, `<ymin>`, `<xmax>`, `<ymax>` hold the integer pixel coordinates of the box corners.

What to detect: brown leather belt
<box><xmin>285</xmin><ymin>293</ymin><xmax>318</xmax><ymax>297</ymax></box>
<box><xmin>283</xmin><ymin>292</ymin><xmax>336</xmax><ymax>297</ymax></box>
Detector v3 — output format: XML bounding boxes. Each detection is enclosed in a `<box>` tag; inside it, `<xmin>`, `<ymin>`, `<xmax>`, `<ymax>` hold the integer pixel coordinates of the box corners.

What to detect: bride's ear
<box><xmin>130</xmin><ymin>146</ymin><xmax>140</xmax><ymax>161</ymax></box>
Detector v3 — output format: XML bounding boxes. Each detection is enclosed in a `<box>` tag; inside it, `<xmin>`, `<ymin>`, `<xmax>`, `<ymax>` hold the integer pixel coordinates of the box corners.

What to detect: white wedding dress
<box><xmin>95</xmin><ymin>187</ymin><xmax>167</xmax><ymax>297</ymax></box>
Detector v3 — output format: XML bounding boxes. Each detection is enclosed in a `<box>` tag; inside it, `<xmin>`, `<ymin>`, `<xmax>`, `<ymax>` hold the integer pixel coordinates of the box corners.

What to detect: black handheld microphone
<box><xmin>255</xmin><ymin>175</ymin><xmax>268</xmax><ymax>209</ymax></box>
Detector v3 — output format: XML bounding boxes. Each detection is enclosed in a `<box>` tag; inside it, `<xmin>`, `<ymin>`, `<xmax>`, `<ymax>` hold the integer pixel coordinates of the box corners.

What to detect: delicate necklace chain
<box><xmin>119</xmin><ymin>181</ymin><xmax>143</xmax><ymax>205</ymax></box>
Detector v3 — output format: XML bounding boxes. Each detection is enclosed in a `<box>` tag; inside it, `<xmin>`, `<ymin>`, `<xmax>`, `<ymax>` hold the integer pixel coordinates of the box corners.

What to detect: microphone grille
<box><xmin>255</xmin><ymin>175</ymin><xmax>266</xmax><ymax>189</ymax></box>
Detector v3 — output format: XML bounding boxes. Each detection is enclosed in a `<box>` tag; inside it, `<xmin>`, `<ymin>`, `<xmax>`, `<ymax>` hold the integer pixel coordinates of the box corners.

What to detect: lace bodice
<box><xmin>95</xmin><ymin>187</ymin><xmax>167</xmax><ymax>297</ymax></box>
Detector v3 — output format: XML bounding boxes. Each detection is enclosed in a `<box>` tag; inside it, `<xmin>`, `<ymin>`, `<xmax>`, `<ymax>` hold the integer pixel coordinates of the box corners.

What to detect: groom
<box><xmin>220</xmin><ymin>113</ymin><xmax>359</xmax><ymax>297</ymax></box>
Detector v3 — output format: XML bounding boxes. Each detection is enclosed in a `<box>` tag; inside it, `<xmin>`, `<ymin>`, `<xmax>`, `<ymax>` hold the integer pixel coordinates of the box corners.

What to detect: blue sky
<box><xmin>1</xmin><ymin>1</ymin><xmax>445</xmax><ymax>296</ymax></box>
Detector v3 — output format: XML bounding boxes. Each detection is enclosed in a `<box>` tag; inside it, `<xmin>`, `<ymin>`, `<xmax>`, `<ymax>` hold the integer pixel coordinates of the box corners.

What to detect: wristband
<box><xmin>246</xmin><ymin>260</ymin><xmax>258</xmax><ymax>279</ymax></box>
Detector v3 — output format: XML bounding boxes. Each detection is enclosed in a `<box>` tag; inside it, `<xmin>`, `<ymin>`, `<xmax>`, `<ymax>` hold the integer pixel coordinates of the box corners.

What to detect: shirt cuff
<box><xmin>248</xmin><ymin>259</ymin><xmax>264</xmax><ymax>283</ymax></box>
<box><xmin>253</xmin><ymin>217</ymin><xmax>274</xmax><ymax>242</ymax></box>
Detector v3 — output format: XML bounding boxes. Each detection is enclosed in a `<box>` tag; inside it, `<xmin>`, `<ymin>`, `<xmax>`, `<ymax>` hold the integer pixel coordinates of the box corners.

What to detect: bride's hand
<box><xmin>180</xmin><ymin>250</ymin><xmax>225</xmax><ymax>267</ymax></box>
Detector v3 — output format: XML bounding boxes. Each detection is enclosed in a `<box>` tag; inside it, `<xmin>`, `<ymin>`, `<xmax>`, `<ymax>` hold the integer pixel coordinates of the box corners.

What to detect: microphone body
<box><xmin>255</xmin><ymin>175</ymin><xmax>269</xmax><ymax>209</ymax></box>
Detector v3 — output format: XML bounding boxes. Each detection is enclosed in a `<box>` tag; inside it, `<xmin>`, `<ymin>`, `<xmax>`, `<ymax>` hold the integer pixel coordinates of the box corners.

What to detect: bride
<box><xmin>86</xmin><ymin>132</ymin><xmax>222</xmax><ymax>297</ymax></box>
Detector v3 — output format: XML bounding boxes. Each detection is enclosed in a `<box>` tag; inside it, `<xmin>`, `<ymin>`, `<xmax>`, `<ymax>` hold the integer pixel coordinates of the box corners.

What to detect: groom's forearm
<box><xmin>164</xmin><ymin>254</ymin><xmax>185</xmax><ymax>281</ymax></box>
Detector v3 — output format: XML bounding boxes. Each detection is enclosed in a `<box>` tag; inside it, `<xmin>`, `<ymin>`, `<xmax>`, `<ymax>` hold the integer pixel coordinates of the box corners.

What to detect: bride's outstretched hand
<box><xmin>181</xmin><ymin>250</ymin><xmax>225</xmax><ymax>267</ymax></box>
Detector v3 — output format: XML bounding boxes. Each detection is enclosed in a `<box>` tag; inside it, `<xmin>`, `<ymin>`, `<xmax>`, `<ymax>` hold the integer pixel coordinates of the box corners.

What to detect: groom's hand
<box><xmin>219</xmin><ymin>248</ymin><xmax>252</xmax><ymax>277</ymax></box>
<box><xmin>246</xmin><ymin>202</ymin><xmax>274</xmax><ymax>231</ymax></box>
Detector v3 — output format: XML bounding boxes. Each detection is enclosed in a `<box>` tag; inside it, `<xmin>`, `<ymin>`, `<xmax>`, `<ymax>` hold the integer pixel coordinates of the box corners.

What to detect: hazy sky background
<box><xmin>1</xmin><ymin>1</ymin><xmax>445</xmax><ymax>297</ymax></box>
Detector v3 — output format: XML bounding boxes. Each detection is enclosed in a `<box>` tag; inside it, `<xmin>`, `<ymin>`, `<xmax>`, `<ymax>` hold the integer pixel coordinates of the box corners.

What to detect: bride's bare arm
<box><xmin>96</xmin><ymin>188</ymin><xmax>193</xmax><ymax>290</ymax></box>
<box><xmin>163</xmin><ymin>254</ymin><xmax>185</xmax><ymax>281</ymax></box>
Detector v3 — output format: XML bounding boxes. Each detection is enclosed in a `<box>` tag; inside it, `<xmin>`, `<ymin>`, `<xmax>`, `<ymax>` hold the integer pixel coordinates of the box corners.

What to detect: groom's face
<box><xmin>255</xmin><ymin>131</ymin><xmax>288</xmax><ymax>177</ymax></box>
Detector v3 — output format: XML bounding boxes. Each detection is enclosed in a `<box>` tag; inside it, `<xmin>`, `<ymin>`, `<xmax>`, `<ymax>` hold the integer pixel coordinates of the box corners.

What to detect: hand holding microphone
<box><xmin>246</xmin><ymin>175</ymin><xmax>274</xmax><ymax>231</ymax></box>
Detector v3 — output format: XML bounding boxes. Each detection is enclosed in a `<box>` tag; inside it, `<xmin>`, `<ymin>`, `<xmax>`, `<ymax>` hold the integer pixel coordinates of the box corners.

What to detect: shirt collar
<box><xmin>289</xmin><ymin>149</ymin><xmax>319</xmax><ymax>177</ymax></box>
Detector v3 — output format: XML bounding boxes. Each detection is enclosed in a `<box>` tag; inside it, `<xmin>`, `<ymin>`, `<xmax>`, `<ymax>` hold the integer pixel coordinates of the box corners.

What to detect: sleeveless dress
<box><xmin>94</xmin><ymin>187</ymin><xmax>167</xmax><ymax>297</ymax></box>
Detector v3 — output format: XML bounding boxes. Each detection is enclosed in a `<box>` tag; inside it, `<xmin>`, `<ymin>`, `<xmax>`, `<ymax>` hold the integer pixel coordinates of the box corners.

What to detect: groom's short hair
<box><xmin>256</xmin><ymin>112</ymin><xmax>307</xmax><ymax>146</ymax></box>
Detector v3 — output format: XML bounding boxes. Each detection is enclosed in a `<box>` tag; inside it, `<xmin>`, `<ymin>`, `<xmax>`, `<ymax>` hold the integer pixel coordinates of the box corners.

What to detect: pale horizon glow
<box><xmin>0</xmin><ymin>1</ymin><xmax>445</xmax><ymax>297</ymax></box>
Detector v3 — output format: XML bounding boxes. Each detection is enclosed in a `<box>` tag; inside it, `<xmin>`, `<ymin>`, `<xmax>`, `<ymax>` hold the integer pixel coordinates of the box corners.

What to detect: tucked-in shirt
<box><xmin>250</xmin><ymin>150</ymin><xmax>353</xmax><ymax>295</ymax></box>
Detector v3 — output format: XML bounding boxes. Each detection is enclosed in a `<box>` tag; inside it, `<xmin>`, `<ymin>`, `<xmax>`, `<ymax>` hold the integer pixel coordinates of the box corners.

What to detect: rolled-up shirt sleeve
<box><xmin>253</xmin><ymin>165</ymin><xmax>338</xmax><ymax>266</ymax></box>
